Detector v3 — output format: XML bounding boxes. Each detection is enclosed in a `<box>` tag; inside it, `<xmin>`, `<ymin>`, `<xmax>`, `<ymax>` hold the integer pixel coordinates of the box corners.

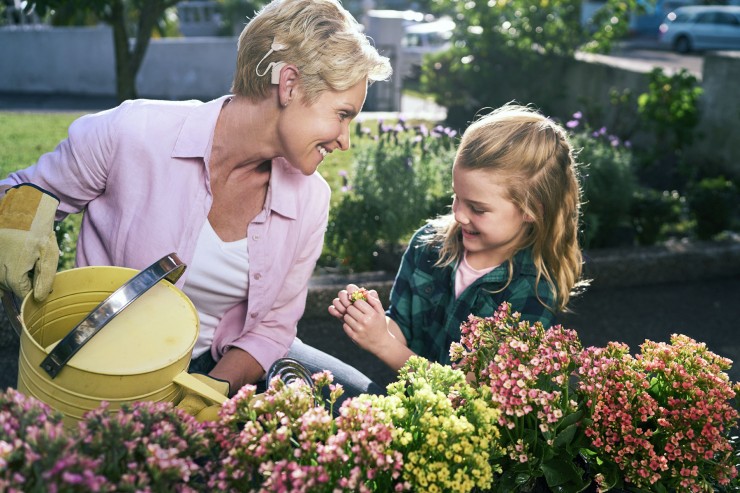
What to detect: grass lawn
<box><xmin>0</xmin><ymin>112</ymin><xmax>85</xmax><ymax>177</ymax></box>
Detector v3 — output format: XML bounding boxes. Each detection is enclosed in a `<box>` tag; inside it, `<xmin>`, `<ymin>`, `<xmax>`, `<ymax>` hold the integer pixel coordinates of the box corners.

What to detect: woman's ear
<box><xmin>278</xmin><ymin>64</ymin><xmax>299</xmax><ymax>107</ymax></box>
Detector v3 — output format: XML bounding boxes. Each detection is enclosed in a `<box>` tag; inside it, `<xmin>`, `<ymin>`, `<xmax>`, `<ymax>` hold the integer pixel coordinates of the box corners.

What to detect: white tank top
<box><xmin>182</xmin><ymin>221</ymin><xmax>250</xmax><ymax>358</ymax></box>
<box><xmin>455</xmin><ymin>252</ymin><xmax>497</xmax><ymax>299</ymax></box>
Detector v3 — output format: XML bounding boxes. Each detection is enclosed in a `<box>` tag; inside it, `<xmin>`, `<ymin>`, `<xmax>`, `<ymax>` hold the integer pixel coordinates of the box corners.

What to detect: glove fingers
<box><xmin>33</xmin><ymin>233</ymin><xmax>59</xmax><ymax>302</ymax></box>
<box><xmin>177</xmin><ymin>393</ymin><xmax>208</xmax><ymax>417</ymax></box>
<box><xmin>5</xmin><ymin>267</ymin><xmax>32</xmax><ymax>301</ymax></box>
<box><xmin>195</xmin><ymin>405</ymin><xmax>221</xmax><ymax>422</ymax></box>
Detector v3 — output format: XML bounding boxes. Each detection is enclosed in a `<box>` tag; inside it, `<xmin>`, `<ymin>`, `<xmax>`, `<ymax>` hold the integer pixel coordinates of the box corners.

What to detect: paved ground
<box><xmin>3</xmin><ymin>274</ymin><xmax>738</xmax><ymax>392</ymax></box>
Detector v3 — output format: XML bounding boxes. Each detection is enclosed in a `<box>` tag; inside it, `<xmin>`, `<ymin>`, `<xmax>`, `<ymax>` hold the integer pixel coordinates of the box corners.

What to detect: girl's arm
<box><xmin>333</xmin><ymin>287</ymin><xmax>416</xmax><ymax>371</ymax></box>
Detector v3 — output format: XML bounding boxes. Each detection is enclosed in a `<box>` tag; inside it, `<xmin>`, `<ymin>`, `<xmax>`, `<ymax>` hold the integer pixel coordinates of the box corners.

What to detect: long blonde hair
<box><xmin>427</xmin><ymin>103</ymin><xmax>587</xmax><ymax>312</ymax></box>
<box><xmin>231</xmin><ymin>0</ymin><xmax>392</xmax><ymax>103</ymax></box>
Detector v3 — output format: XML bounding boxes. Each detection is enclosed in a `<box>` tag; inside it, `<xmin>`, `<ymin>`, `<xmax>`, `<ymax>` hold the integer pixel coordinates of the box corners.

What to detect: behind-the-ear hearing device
<box><xmin>256</xmin><ymin>39</ymin><xmax>287</xmax><ymax>85</ymax></box>
<box><xmin>271</xmin><ymin>61</ymin><xmax>286</xmax><ymax>84</ymax></box>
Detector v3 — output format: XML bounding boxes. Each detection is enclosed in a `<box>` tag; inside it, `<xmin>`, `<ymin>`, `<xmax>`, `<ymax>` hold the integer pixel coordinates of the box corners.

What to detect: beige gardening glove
<box><xmin>0</xmin><ymin>184</ymin><xmax>60</xmax><ymax>302</ymax></box>
<box><xmin>176</xmin><ymin>373</ymin><xmax>230</xmax><ymax>422</ymax></box>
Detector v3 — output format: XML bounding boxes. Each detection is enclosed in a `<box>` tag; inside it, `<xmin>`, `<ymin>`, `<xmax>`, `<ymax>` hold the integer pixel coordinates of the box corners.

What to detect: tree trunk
<box><xmin>105</xmin><ymin>0</ymin><xmax>180</xmax><ymax>103</ymax></box>
<box><xmin>108</xmin><ymin>0</ymin><xmax>136</xmax><ymax>102</ymax></box>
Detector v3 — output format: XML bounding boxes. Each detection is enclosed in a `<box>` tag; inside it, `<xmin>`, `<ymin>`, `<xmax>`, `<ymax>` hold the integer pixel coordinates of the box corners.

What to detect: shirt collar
<box><xmin>267</xmin><ymin>158</ymin><xmax>300</xmax><ymax>220</ymax></box>
<box><xmin>469</xmin><ymin>247</ymin><xmax>537</xmax><ymax>283</ymax></box>
<box><xmin>172</xmin><ymin>95</ymin><xmax>232</xmax><ymax>158</ymax></box>
<box><xmin>511</xmin><ymin>247</ymin><xmax>538</xmax><ymax>276</ymax></box>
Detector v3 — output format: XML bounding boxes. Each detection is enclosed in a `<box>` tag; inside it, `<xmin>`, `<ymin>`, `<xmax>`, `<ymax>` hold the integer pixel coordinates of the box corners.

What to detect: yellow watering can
<box><xmin>6</xmin><ymin>253</ymin><xmax>226</xmax><ymax>428</ymax></box>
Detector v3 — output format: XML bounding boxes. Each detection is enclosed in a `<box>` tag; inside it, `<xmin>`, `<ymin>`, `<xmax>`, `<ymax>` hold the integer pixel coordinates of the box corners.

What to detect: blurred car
<box><xmin>400</xmin><ymin>16</ymin><xmax>455</xmax><ymax>79</ymax></box>
<box><xmin>658</xmin><ymin>5</ymin><xmax>740</xmax><ymax>53</ymax></box>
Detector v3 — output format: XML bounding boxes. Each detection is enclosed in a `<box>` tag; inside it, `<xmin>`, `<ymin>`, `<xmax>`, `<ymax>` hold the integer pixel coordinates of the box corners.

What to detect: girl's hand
<box><xmin>328</xmin><ymin>283</ymin><xmax>362</xmax><ymax>320</ymax></box>
<box><xmin>340</xmin><ymin>288</ymin><xmax>392</xmax><ymax>355</ymax></box>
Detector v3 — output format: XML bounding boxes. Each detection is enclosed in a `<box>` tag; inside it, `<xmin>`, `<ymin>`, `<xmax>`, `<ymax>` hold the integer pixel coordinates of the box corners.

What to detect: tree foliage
<box><xmin>420</xmin><ymin>0</ymin><xmax>651</xmax><ymax>128</ymax></box>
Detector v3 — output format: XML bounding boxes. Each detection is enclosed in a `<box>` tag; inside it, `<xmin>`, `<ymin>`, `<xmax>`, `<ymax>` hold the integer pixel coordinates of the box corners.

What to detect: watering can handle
<box><xmin>40</xmin><ymin>253</ymin><xmax>186</xmax><ymax>379</ymax></box>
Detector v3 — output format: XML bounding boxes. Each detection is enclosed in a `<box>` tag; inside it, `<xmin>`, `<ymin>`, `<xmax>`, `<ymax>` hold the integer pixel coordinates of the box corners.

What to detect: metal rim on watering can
<box><xmin>40</xmin><ymin>253</ymin><xmax>185</xmax><ymax>378</ymax></box>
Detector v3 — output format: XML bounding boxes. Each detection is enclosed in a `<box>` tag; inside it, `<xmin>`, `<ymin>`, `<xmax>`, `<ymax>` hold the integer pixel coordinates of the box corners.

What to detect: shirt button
<box><xmin>252</xmin><ymin>234</ymin><xmax>259</xmax><ymax>240</ymax></box>
<box><xmin>424</xmin><ymin>286</ymin><xmax>433</xmax><ymax>294</ymax></box>
<box><xmin>250</xmin><ymin>312</ymin><xmax>258</xmax><ymax>318</ymax></box>
<box><xmin>254</xmin><ymin>273</ymin><xmax>261</xmax><ymax>280</ymax></box>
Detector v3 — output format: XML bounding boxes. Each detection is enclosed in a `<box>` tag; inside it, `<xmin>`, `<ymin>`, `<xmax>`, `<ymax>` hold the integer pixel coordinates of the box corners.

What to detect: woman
<box><xmin>0</xmin><ymin>0</ymin><xmax>391</xmax><ymax>413</ymax></box>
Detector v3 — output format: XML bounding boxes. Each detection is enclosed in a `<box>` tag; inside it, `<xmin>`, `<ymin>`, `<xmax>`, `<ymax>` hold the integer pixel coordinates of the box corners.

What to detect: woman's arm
<box><xmin>208</xmin><ymin>347</ymin><xmax>265</xmax><ymax>395</ymax></box>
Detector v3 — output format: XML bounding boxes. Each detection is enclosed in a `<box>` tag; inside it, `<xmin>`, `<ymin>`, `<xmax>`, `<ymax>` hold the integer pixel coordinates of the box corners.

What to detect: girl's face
<box><xmin>278</xmin><ymin>78</ymin><xmax>367</xmax><ymax>175</ymax></box>
<box><xmin>451</xmin><ymin>164</ymin><xmax>531</xmax><ymax>269</ymax></box>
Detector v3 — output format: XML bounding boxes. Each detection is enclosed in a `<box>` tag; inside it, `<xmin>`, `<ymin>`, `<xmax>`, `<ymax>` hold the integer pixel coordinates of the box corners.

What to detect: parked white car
<box><xmin>658</xmin><ymin>5</ymin><xmax>740</xmax><ymax>53</ymax></box>
<box><xmin>400</xmin><ymin>17</ymin><xmax>455</xmax><ymax>79</ymax></box>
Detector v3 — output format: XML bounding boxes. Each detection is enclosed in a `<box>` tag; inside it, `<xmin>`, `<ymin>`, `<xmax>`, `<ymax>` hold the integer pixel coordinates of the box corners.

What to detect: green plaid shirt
<box><xmin>387</xmin><ymin>225</ymin><xmax>557</xmax><ymax>365</ymax></box>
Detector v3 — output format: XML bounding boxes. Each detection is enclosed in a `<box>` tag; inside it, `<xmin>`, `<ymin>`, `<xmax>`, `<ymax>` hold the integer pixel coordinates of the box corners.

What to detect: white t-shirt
<box><xmin>182</xmin><ymin>221</ymin><xmax>250</xmax><ymax>358</ymax></box>
<box><xmin>454</xmin><ymin>252</ymin><xmax>497</xmax><ymax>299</ymax></box>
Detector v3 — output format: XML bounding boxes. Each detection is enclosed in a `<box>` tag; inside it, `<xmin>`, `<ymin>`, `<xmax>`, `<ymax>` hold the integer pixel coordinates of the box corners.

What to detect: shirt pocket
<box><xmin>409</xmin><ymin>270</ymin><xmax>446</xmax><ymax>308</ymax></box>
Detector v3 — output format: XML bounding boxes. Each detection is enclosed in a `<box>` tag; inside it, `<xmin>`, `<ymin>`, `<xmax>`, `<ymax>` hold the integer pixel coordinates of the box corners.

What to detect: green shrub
<box><xmin>637</xmin><ymin>68</ymin><xmax>703</xmax><ymax>155</ymax></box>
<box><xmin>322</xmin><ymin>120</ymin><xmax>456</xmax><ymax>271</ymax></box>
<box><xmin>687</xmin><ymin>176</ymin><xmax>738</xmax><ymax>241</ymax></box>
<box><xmin>630</xmin><ymin>188</ymin><xmax>683</xmax><ymax>246</ymax></box>
<box><xmin>567</xmin><ymin>114</ymin><xmax>638</xmax><ymax>249</ymax></box>
<box><xmin>55</xmin><ymin>215</ymin><xmax>80</xmax><ymax>271</ymax></box>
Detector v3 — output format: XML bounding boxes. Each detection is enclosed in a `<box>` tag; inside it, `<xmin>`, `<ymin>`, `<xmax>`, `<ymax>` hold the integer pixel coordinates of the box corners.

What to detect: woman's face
<box><xmin>278</xmin><ymin>78</ymin><xmax>367</xmax><ymax>175</ymax></box>
<box><xmin>451</xmin><ymin>164</ymin><xmax>531</xmax><ymax>269</ymax></box>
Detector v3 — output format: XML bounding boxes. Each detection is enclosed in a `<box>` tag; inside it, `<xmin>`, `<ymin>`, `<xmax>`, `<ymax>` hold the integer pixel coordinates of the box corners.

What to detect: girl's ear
<box><xmin>523</xmin><ymin>213</ymin><xmax>534</xmax><ymax>223</ymax></box>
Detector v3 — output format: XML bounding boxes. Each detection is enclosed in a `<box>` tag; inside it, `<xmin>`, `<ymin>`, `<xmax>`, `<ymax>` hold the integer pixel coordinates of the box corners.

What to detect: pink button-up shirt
<box><xmin>1</xmin><ymin>96</ymin><xmax>331</xmax><ymax>372</ymax></box>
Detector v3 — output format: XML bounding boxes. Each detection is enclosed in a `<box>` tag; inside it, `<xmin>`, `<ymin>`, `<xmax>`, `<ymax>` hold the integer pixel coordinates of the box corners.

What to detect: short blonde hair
<box><xmin>429</xmin><ymin>103</ymin><xmax>587</xmax><ymax>312</ymax></box>
<box><xmin>231</xmin><ymin>0</ymin><xmax>392</xmax><ymax>103</ymax></box>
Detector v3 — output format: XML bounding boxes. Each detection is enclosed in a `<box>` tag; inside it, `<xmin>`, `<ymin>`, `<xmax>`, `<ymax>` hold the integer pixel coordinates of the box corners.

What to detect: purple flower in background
<box><xmin>417</xmin><ymin>124</ymin><xmax>429</xmax><ymax>137</ymax></box>
<box><xmin>567</xmin><ymin>119</ymin><xmax>579</xmax><ymax>129</ymax></box>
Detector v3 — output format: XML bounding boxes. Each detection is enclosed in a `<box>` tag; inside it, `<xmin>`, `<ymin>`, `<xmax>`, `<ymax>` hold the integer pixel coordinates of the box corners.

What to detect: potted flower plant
<box><xmin>450</xmin><ymin>303</ymin><xmax>591</xmax><ymax>492</ymax></box>
<box><xmin>202</xmin><ymin>371</ymin><xmax>405</xmax><ymax>492</ymax></box>
<box><xmin>577</xmin><ymin>335</ymin><xmax>739</xmax><ymax>492</ymax></box>
<box><xmin>361</xmin><ymin>356</ymin><xmax>505</xmax><ymax>493</ymax></box>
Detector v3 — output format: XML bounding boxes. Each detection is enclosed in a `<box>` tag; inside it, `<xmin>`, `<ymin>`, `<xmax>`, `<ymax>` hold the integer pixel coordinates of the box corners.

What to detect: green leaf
<box><xmin>554</xmin><ymin>423</ymin><xmax>579</xmax><ymax>448</ymax></box>
<box><xmin>541</xmin><ymin>457</ymin><xmax>586</xmax><ymax>488</ymax></box>
<box><xmin>558</xmin><ymin>409</ymin><xmax>583</xmax><ymax>429</ymax></box>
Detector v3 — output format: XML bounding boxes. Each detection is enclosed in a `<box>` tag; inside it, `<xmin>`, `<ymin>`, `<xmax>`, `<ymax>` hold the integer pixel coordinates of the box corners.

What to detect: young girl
<box><xmin>329</xmin><ymin>103</ymin><xmax>588</xmax><ymax>371</ymax></box>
